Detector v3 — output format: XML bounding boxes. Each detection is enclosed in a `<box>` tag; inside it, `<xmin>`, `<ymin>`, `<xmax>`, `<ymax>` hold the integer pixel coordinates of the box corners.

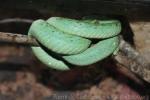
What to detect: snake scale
<box><xmin>28</xmin><ymin>17</ymin><xmax>121</xmax><ymax>70</ymax></box>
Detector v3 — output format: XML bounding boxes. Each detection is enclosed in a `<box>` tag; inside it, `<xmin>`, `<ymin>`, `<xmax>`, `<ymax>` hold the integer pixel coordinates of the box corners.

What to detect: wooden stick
<box><xmin>114</xmin><ymin>38</ymin><xmax>150</xmax><ymax>82</ymax></box>
<box><xmin>0</xmin><ymin>32</ymin><xmax>39</xmax><ymax>46</ymax></box>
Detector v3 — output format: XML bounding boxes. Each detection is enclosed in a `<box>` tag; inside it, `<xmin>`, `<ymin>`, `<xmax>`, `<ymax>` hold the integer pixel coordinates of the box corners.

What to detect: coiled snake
<box><xmin>28</xmin><ymin>17</ymin><xmax>121</xmax><ymax>70</ymax></box>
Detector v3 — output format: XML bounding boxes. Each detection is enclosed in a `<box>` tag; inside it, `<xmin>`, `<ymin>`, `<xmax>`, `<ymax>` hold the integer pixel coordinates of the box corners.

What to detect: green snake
<box><xmin>28</xmin><ymin>17</ymin><xmax>121</xmax><ymax>70</ymax></box>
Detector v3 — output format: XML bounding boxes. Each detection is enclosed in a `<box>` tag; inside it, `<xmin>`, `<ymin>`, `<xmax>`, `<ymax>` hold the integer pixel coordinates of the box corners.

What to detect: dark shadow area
<box><xmin>0</xmin><ymin>63</ymin><xmax>27</xmax><ymax>71</ymax></box>
<box><xmin>39</xmin><ymin>59</ymin><xmax>150</xmax><ymax>95</ymax></box>
<box><xmin>0</xmin><ymin>63</ymin><xmax>25</xmax><ymax>83</ymax></box>
<box><xmin>119</xmin><ymin>16</ymin><xmax>135</xmax><ymax>45</ymax></box>
<box><xmin>0</xmin><ymin>0</ymin><xmax>150</xmax><ymax>21</ymax></box>
<box><xmin>39</xmin><ymin>61</ymin><xmax>108</xmax><ymax>90</ymax></box>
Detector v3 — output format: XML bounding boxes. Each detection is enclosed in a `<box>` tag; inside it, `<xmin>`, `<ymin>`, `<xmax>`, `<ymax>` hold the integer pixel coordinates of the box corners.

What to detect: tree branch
<box><xmin>114</xmin><ymin>38</ymin><xmax>150</xmax><ymax>82</ymax></box>
<box><xmin>0</xmin><ymin>18</ymin><xmax>33</xmax><ymax>24</ymax></box>
<box><xmin>0</xmin><ymin>32</ymin><xmax>149</xmax><ymax>82</ymax></box>
<box><xmin>0</xmin><ymin>32</ymin><xmax>39</xmax><ymax>46</ymax></box>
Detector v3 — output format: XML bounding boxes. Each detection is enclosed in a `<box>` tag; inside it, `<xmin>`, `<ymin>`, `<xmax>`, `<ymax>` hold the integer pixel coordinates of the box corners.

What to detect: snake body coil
<box><xmin>28</xmin><ymin>17</ymin><xmax>121</xmax><ymax>70</ymax></box>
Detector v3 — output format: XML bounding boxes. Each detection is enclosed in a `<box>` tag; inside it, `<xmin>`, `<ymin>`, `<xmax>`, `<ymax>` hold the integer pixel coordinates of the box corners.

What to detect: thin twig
<box><xmin>0</xmin><ymin>32</ymin><xmax>149</xmax><ymax>82</ymax></box>
<box><xmin>0</xmin><ymin>18</ymin><xmax>33</xmax><ymax>24</ymax></box>
<box><xmin>0</xmin><ymin>32</ymin><xmax>39</xmax><ymax>46</ymax></box>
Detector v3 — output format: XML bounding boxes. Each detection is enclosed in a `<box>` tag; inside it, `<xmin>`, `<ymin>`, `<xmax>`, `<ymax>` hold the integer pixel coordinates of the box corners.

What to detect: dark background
<box><xmin>0</xmin><ymin>0</ymin><xmax>150</xmax><ymax>20</ymax></box>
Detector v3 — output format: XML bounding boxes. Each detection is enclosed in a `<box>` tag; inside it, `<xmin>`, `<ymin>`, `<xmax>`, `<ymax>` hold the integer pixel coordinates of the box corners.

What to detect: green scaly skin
<box><xmin>63</xmin><ymin>36</ymin><xmax>119</xmax><ymax>66</ymax></box>
<box><xmin>47</xmin><ymin>17</ymin><xmax>121</xmax><ymax>38</ymax></box>
<box><xmin>28</xmin><ymin>19</ymin><xmax>91</xmax><ymax>55</ymax></box>
<box><xmin>28</xmin><ymin>17</ymin><xmax>121</xmax><ymax>70</ymax></box>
